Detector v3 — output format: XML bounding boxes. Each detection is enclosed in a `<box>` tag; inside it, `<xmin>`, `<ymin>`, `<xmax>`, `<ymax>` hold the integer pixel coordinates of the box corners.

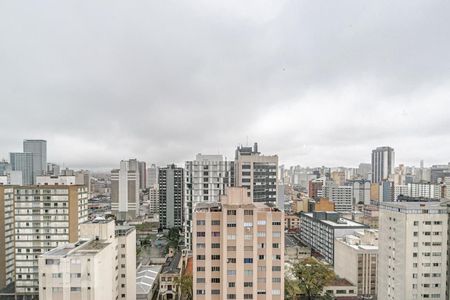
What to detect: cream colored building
<box><xmin>38</xmin><ymin>219</ymin><xmax>136</xmax><ymax>300</ymax></box>
<box><xmin>0</xmin><ymin>186</ymin><xmax>15</xmax><ymax>289</ymax></box>
<box><xmin>193</xmin><ymin>187</ymin><xmax>284</xmax><ymax>299</ymax></box>
<box><xmin>15</xmin><ymin>185</ymin><xmax>88</xmax><ymax>297</ymax></box>
<box><xmin>378</xmin><ymin>202</ymin><xmax>448</xmax><ymax>300</ymax></box>
<box><xmin>334</xmin><ymin>229</ymin><xmax>378</xmax><ymax>298</ymax></box>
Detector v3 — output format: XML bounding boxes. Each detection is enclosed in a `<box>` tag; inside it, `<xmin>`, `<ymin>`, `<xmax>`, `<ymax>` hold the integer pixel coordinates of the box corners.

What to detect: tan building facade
<box><xmin>193</xmin><ymin>187</ymin><xmax>284</xmax><ymax>299</ymax></box>
<box><xmin>14</xmin><ymin>185</ymin><xmax>88</xmax><ymax>297</ymax></box>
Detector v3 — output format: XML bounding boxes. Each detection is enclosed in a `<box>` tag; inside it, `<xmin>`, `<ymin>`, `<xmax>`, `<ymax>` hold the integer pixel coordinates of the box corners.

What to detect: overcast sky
<box><xmin>1</xmin><ymin>0</ymin><xmax>449</xmax><ymax>170</ymax></box>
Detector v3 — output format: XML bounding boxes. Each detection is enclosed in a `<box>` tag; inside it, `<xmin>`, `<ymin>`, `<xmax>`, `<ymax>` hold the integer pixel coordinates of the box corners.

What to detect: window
<box><xmin>197</xmin><ymin>278</ymin><xmax>205</xmax><ymax>283</ymax></box>
<box><xmin>257</xmin><ymin>232</ymin><xmax>266</xmax><ymax>237</ymax></box>
<box><xmin>211</xmin><ymin>243</ymin><xmax>220</xmax><ymax>248</ymax></box>
<box><xmin>272</xmin><ymin>266</ymin><xmax>281</xmax><ymax>271</ymax></box>
<box><xmin>212</xmin><ymin>266</ymin><xmax>220</xmax><ymax>272</ymax></box>
<box><xmin>70</xmin><ymin>273</ymin><xmax>81</xmax><ymax>278</ymax></box>
<box><xmin>197</xmin><ymin>232</ymin><xmax>205</xmax><ymax>237</ymax></box>
<box><xmin>244</xmin><ymin>222</ymin><xmax>253</xmax><ymax>227</ymax></box>
<box><xmin>272</xmin><ymin>221</ymin><xmax>281</xmax><ymax>226</ymax></box>
<box><xmin>227</xmin><ymin>246</ymin><xmax>236</xmax><ymax>251</ymax></box>
<box><xmin>227</xmin><ymin>270</ymin><xmax>236</xmax><ymax>275</ymax></box>
<box><xmin>212</xmin><ymin>232</ymin><xmax>220</xmax><ymax>237</ymax></box>
<box><xmin>244</xmin><ymin>258</ymin><xmax>253</xmax><ymax>264</ymax></box>
<box><xmin>211</xmin><ymin>290</ymin><xmax>220</xmax><ymax>295</ymax></box>
<box><xmin>273</xmin><ymin>243</ymin><xmax>279</xmax><ymax>248</ymax></box>
<box><xmin>52</xmin><ymin>273</ymin><xmax>62</xmax><ymax>278</ymax></box>
<box><xmin>272</xmin><ymin>290</ymin><xmax>281</xmax><ymax>295</ymax></box>
<box><xmin>70</xmin><ymin>287</ymin><xmax>81</xmax><ymax>292</ymax></box>
<box><xmin>227</xmin><ymin>210</ymin><xmax>236</xmax><ymax>215</ymax></box>
<box><xmin>197</xmin><ymin>267</ymin><xmax>205</xmax><ymax>272</ymax></box>
<box><xmin>196</xmin><ymin>220</ymin><xmax>206</xmax><ymax>225</ymax></box>
<box><xmin>196</xmin><ymin>290</ymin><xmax>206</xmax><ymax>295</ymax></box>
<box><xmin>211</xmin><ymin>220</ymin><xmax>220</xmax><ymax>225</ymax></box>
<box><xmin>244</xmin><ymin>282</ymin><xmax>253</xmax><ymax>287</ymax></box>
<box><xmin>211</xmin><ymin>278</ymin><xmax>220</xmax><ymax>283</ymax></box>
<box><xmin>259</xmin><ymin>255</ymin><xmax>265</xmax><ymax>260</ymax></box>
<box><xmin>244</xmin><ymin>210</ymin><xmax>253</xmax><ymax>215</ymax></box>
<box><xmin>228</xmin><ymin>282</ymin><xmax>235</xmax><ymax>288</ymax></box>
<box><xmin>257</xmin><ymin>220</ymin><xmax>266</xmax><ymax>225</ymax></box>
<box><xmin>244</xmin><ymin>270</ymin><xmax>253</xmax><ymax>276</ymax></box>
<box><xmin>244</xmin><ymin>235</ymin><xmax>252</xmax><ymax>240</ymax></box>
<box><xmin>272</xmin><ymin>278</ymin><xmax>281</xmax><ymax>283</ymax></box>
<box><xmin>227</xmin><ymin>223</ymin><xmax>236</xmax><ymax>228</ymax></box>
<box><xmin>227</xmin><ymin>258</ymin><xmax>236</xmax><ymax>263</ymax></box>
<box><xmin>211</xmin><ymin>255</ymin><xmax>220</xmax><ymax>260</ymax></box>
<box><xmin>227</xmin><ymin>294</ymin><xmax>236</xmax><ymax>299</ymax></box>
<box><xmin>244</xmin><ymin>294</ymin><xmax>253</xmax><ymax>299</ymax></box>
<box><xmin>227</xmin><ymin>235</ymin><xmax>236</xmax><ymax>240</ymax></box>
<box><xmin>197</xmin><ymin>255</ymin><xmax>205</xmax><ymax>260</ymax></box>
<box><xmin>197</xmin><ymin>243</ymin><xmax>205</xmax><ymax>248</ymax></box>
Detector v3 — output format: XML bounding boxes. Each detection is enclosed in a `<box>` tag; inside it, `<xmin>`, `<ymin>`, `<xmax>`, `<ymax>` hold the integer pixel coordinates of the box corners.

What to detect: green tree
<box><xmin>174</xmin><ymin>274</ymin><xmax>193</xmax><ymax>300</ymax></box>
<box><xmin>291</xmin><ymin>257</ymin><xmax>335</xmax><ymax>300</ymax></box>
<box><xmin>164</xmin><ymin>227</ymin><xmax>181</xmax><ymax>253</ymax></box>
<box><xmin>285</xmin><ymin>277</ymin><xmax>301</xmax><ymax>299</ymax></box>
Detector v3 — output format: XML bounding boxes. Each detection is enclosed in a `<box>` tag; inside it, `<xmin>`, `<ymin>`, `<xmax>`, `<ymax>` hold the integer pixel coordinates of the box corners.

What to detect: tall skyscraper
<box><xmin>10</xmin><ymin>152</ymin><xmax>34</xmax><ymax>185</ymax></box>
<box><xmin>111</xmin><ymin>160</ymin><xmax>140</xmax><ymax>220</ymax></box>
<box><xmin>14</xmin><ymin>185</ymin><xmax>89</xmax><ymax>297</ymax></box>
<box><xmin>378</xmin><ymin>202</ymin><xmax>448</xmax><ymax>300</ymax></box>
<box><xmin>146</xmin><ymin>164</ymin><xmax>158</xmax><ymax>188</ymax></box>
<box><xmin>184</xmin><ymin>154</ymin><xmax>233</xmax><ymax>249</ymax></box>
<box><xmin>159</xmin><ymin>164</ymin><xmax>184</xmax><ymax>229</ymax></box>
<box><xmin>193</xmin><ymin>187</ymin><xmax>284</xmax><ymax>299</ymax></box>
<box><xmin>138</xmin><ymin>161</ymin><xmax>146</xmax><ymax>190</ymax></box>
<box><xmin>234</xmin><ymin>143</ymin><xmax>278</xmax><ymax>204</ymax></box>
<box><xmin>371</xmin><ymin>146</ymin><xmax>395</xmax><ymax>183</ymax></box>
<box><xmin>23</xmin><ymin>139</ymin><xmax>47</xmax><ymax>178</ymax></box>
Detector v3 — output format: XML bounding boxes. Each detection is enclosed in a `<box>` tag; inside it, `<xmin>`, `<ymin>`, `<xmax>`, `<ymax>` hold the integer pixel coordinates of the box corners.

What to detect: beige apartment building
<box><xmin>38</xmin><ymin>219</ymin><xmax>136</xmax><ymax>300</ymax></box>
<box><xmin>0</xmin><ymin>186</ymin><xmax>15</xmax><ymax>289</ymax></box>
<box><xmin>14</xmin><ymin>185</ymin><xmax>88</xmax><ymax>297</ymax></box>
<box><xmin>193</xmin><ymin>187</ymin><xmax>284</xmax><ymax>299</ymax></box>
<box><xmin>334</xmin><ymin>229</ymin><xmax>378</xmax><ymax>298</ymax></box>
<box><xmin>378</xmin><ymin>202</ymin><xmax>448</xmax><ymax>300</ymax></box>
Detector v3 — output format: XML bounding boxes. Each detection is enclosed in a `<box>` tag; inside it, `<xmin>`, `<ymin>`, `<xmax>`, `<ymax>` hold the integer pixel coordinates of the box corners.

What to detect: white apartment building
<box><xmin>38</xmin><ymin>219</ymin><xmax>136</xmax><ymax>300</ymax></box>
<box><xmin>148</xmin><ymin>186</ymin><xmax>159</xmax><ymax>215</ymax></box>
<box><xmin>111</xmin><ymin>160</ymin><xmax>140</xmax><ymax>220</ymax></box>
<box><xmin>334</xmin><ymin>229</ymin><xmax>378</xmax><ymax>298</ymax></box>
<box><xmin>378</xmin><ymin>202</ymin><xmax>448</xmax><ymax>300</ymax></box>
<box><xmin>184</xmin><ymin>154</ymin><xmax>233</xmax><ymax>249</ymax></box>
<box><xmin>193</xmin><ymin>187</ymin><xmax>284</xmax><ymax>299</ymax></box>
<box><xmin>350</xmin><ymin>180</ymin><xmax>371</xmax><ymax>206</ymax></box>
<box><xmin>322</xmin><ymin>184</ymin><xmax>353</xmax><ymax>212</ymax></box>
<box><xmin>299</xmin><ymin>212</ymin><xmax>368</xmax><ymax>265</ymax></box>
<box><xmin>14</xmin><ymin>185</ymin><xmax>89</xmax><ymax>297</ymax></box>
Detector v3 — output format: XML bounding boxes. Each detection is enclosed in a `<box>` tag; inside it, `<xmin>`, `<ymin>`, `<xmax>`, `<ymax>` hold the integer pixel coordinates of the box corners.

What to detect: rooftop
<box><xmin>136</xmin><ymin>265</ymin><xmax>162</xmax><ymax>295</ymax></box>
<box><xmin>42</xmin><ymin>239</ymin><xmax>110</xmax><ymax>257</ymax></box>
<box><xmin>302</xmin><ymin>212</ymin><xmax>368</xmax><ymax>228</ymax></box>
<box><xmin>379</xmin><ymin>201</ymin><xmax>448</xmax><ymax>214</ymax></box>
<box><xmin>161</xmin><ymin>252</ymin><xmax>182</xmax><ymax>274</ymax></box>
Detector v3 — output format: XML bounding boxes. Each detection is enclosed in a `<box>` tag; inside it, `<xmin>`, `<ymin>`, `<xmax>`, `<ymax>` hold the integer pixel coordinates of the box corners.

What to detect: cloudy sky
<box><xmin>1</xmin><ymin>0</ymin><xmax>449</xmax><ymax>170</ymax></box>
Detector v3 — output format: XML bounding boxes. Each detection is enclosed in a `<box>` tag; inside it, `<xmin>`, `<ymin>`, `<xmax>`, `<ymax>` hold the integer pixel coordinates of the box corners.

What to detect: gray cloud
<box><xmin>1</xmin><ymin>0</ymin><xmax>449</xmax><ymax>170</ymax></box>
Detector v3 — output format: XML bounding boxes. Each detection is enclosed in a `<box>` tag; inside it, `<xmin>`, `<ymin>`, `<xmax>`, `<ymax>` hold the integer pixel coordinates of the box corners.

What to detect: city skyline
<box><xmin>1</xmin><ymin>1</ymin><xmax>450</xmax><ymax>169</ymax></box>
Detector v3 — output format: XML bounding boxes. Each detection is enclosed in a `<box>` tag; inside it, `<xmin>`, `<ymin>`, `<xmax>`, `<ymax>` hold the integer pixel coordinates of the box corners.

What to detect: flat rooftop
<box><xmin>42</xmin><ymin>239</ymin><xmax>110</xmax><ymax>257</ymax></box>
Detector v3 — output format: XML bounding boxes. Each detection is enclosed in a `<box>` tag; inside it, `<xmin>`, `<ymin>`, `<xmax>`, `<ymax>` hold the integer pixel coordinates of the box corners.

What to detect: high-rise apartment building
<box><xmin>371</xmin><ymin>146</ymin><xmax>395</xmax><ymax>183</ymax></box>
<box><xmin>322</xmin><ymin>183</ymin><xmax>353</xmax><ymax>212</ymax></box>
<box><xmin>378</xmin><ymin>202</ymin><xmax>448</xmax><ymax>300</ymax></box>
<box><xmin>159</xmin><ymin>164</ymin><xmax>184</xmax><ymax>229</ymax></box>
<box><xmin>334</xmin><ymin>229</ymin><xmax>378</xmax><ymax>298</ymax></box>
<box><xmin>234</xmin><ymin>143</ymin><xmax>278</xmax><ymax>204</ymax></box>
<box><xmin>14</xmin><ymin>185</ymin><xmax>89</xmax><ymax>297</ymax></box>
<box><xmin>10</xmin><ymin>152</ymin><xmax>34</xmax><ymax>185</ymax></box>
<box><xmin>184</xmin><ymin>154</ymin><xmax>233</xmax><ymax>248</ymax></box>
<box><xmin>23</xmin><ymin>139</ymin><xmax>47</xmax><ymax>179</ymax></box>
<box><xmin>148</xmin><ymin>186</ymin><xmax>159</xmax><ymax>215</ymax></box>
<box><xmin>349</xmin><ymin>180</ymin><xmax>371</xmax><ymax>206</ymax></box>
<box><xmin>111</xmin><ymin>160</ymin><xmax>140</xmax><ymax>220</ymax></box>
<box><xmin>193</xmin><ymin>187</ymin><xmax>284</xmax><ymax>299</ymax></box>
<box><xmin>146</xmin><ymin>164</ymin><xmax>158</xmax><ymax>188</ymax></box>
<box><xmin>38</xmin><ymin>219</ymin><xmax>136</xmax><ymax>300</ymax></box>
<box><xmin>0</xmin><ymin>186</ymin><xmax>15</xmax><ymax>290</ymax></box>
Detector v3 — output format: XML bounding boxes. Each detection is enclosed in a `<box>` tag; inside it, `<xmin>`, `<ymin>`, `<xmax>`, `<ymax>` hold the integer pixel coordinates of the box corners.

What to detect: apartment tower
<box><xmin>159</xmin><ymin>164</ymin><xmax>184</xmax><ymax>229</ymax></box>
<box><xmin>111</xmin><ymin>160</ymin><xmax>140</xmax><ymax>220</ymax></box>
<box><xmin>378</xmin><ymin>202</ymin><xmax>448</xmax><ymax>300</ymax></box>
<box><xmin>193</xmin><ymin>187</ymin><xmax>284</xmax><ymax>299</ymax></box>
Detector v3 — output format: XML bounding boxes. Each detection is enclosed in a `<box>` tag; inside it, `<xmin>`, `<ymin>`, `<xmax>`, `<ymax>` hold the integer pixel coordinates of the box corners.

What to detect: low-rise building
<box><xmin>308</xmin><ymin>198</ymin><xmax>335</xmax><ymax>212</ymax></box>
<box><xmin>158</xmin><ymin>251</ymin><xmax>182</xmax><ymax>300</ymax></box>
<box><xmin>334</xmin><ymin>229</ymin><xmax>378</xmax><ymax>298</ymax></box>
<box><xmin>136</xmin><ymin>265</ymin><xmax>162</xmax><ymax>300</ymax></box>
<box><xmin>324</xmin><ymin>278</ymin><xmax>358</xmax><ymax>299</ymax></box>
<box><xmin>299</xmin><ymin>212</ymin><xmax>368</xmax><ymax>265</ymax></box>
<box><xmin>285</xmin><ymin>214</ymin><xmax>300</xmax><ymax>231</ymax></box>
